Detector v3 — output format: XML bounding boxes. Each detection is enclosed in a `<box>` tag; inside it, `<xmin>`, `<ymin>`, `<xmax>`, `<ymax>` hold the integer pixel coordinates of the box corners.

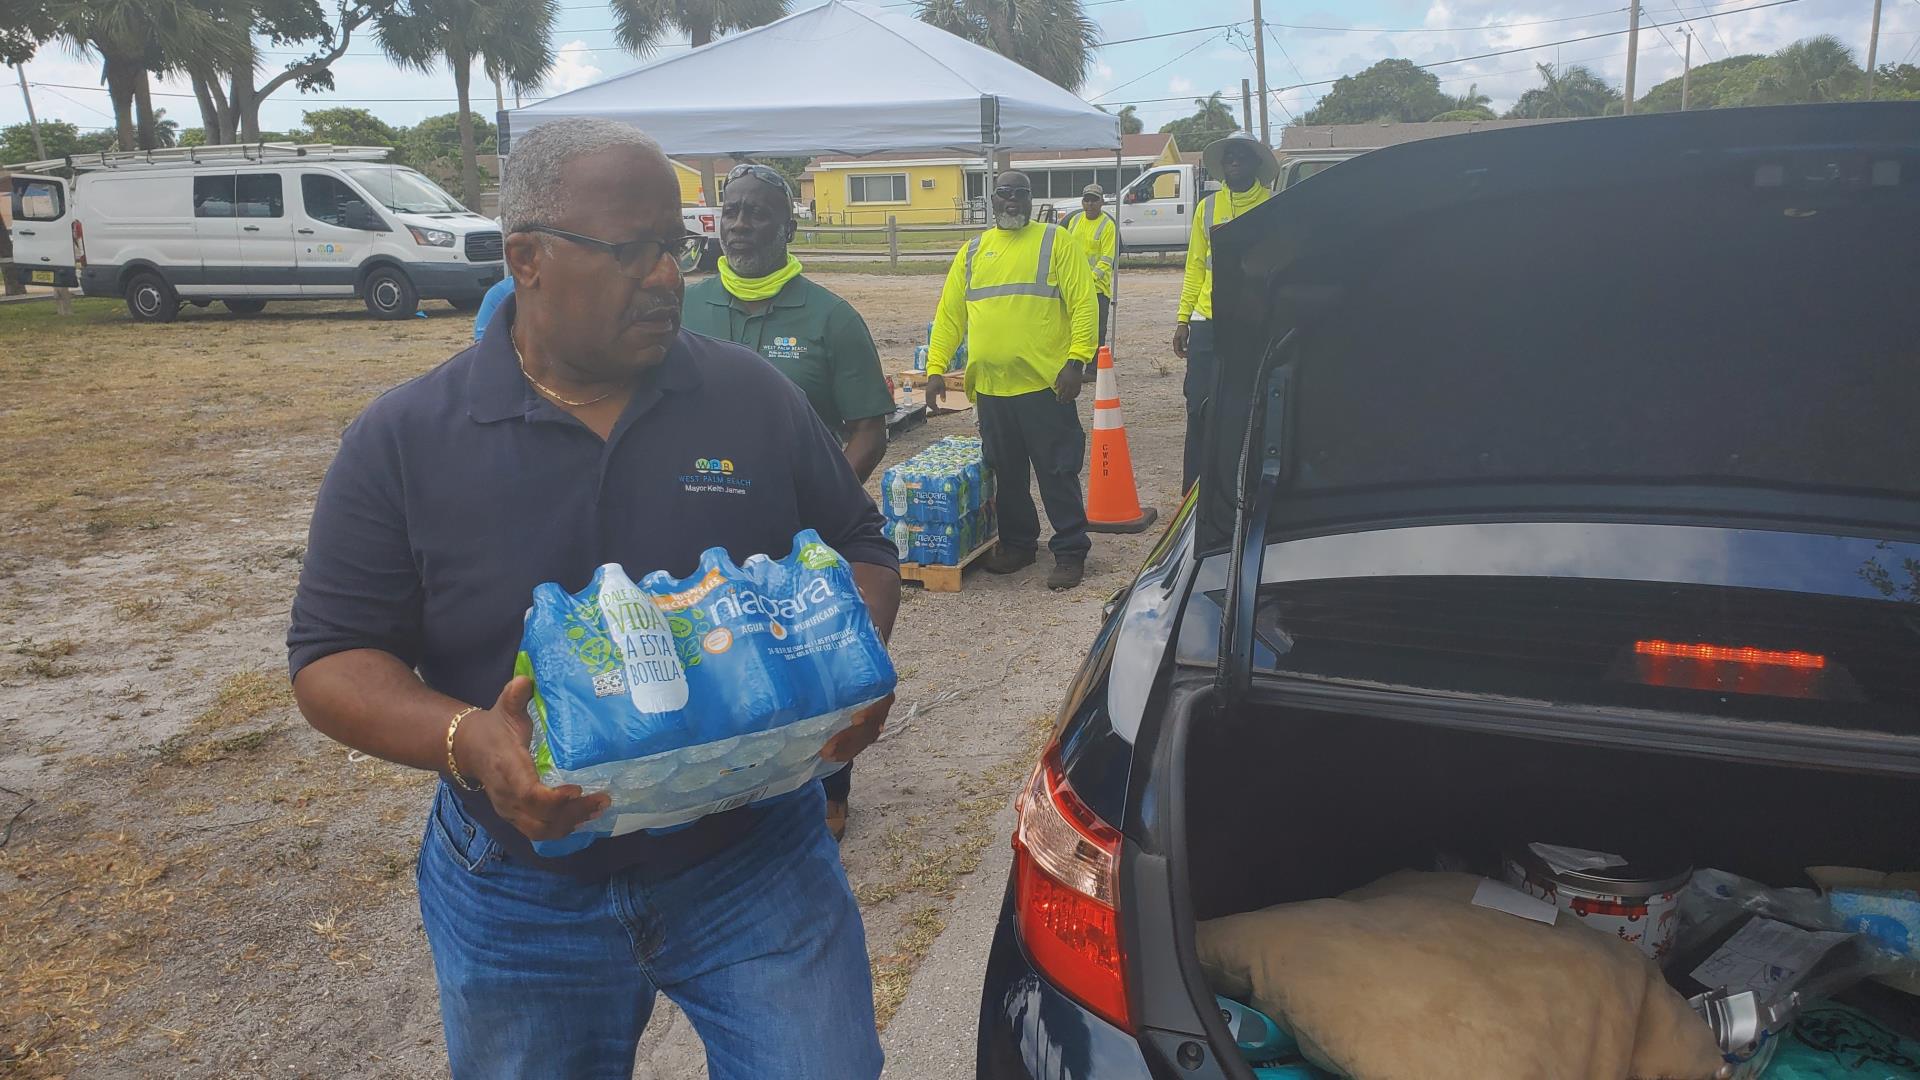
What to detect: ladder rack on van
<box><xmin>4</xmin><ymin>142</ymin><xmax>392</xmax><ymax>175</ymax></box>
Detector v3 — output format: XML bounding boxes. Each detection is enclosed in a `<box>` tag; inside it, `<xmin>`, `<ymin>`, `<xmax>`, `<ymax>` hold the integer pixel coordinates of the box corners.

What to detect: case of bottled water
<box><xmin>517</xmin><ymin>530</ymin><xmax>896</xmax><ymax>855</ymax></box>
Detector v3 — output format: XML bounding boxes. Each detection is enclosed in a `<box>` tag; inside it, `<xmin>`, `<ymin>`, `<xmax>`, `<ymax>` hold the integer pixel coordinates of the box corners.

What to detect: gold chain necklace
<box><xmin>512</xmin><ymin>337</ymin><xmax>615</xmax><ymax>408</ymax></box>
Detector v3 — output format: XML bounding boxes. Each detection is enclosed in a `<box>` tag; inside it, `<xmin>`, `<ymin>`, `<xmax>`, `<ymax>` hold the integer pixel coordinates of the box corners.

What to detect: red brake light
<box><xmin>72</xmin><ymin>220</ymin><xmax>86</xmax><ymax>267</ymax></box>
<box><xmin>1634</xmin><ymin>640</ymin><xmax>1826</xmax><ymax>670</ymax></box>
<box><xmin>1012</xmin><ymin>747</ymin><xmax>1130</xmax><ymax>1030</ymax></box>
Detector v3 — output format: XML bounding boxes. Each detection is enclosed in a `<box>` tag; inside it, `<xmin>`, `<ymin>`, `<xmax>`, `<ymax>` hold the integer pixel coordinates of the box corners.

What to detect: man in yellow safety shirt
<box><xmin>1059</xmin><ymin>183</ymin><xmax>1116</xmax><ymax>345</ymax></box>
<box><xmin>924</xmin><ymin>170</ymin><xmax>1099</xmax><ymax>591</ymax></box>
<box><xmin>1173</xmin><ymin>133</ymin><xmax>1278</xmax><ymax>491</ymax></box>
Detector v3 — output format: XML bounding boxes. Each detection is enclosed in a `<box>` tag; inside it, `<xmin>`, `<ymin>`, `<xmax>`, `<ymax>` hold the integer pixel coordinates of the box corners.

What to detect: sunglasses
<box><xmin>993</xmin><ymin>186</ymin><xmax>1033</xmax><ymax>199</ymax></box>
<box><xmin>520</xmin><ymin>225</ymin><xmax>704</xmax><ymax>277</ymax></box>
<box><xmin>726</xmin><ymin>163</ymin><xmax>793</xmax><ymax>199</ymax></box>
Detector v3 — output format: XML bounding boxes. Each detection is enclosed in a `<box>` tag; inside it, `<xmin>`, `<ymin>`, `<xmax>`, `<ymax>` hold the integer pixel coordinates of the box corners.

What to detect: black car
<box><xmin>976</xmin><ymin>103</ymin><xmax>1920</xmax><ymax>1080</ymax></box>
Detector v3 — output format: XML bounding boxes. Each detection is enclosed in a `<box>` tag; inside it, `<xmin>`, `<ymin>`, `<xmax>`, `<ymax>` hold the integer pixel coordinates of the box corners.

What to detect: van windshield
<box><xmin>340</xmin><ymin>166</ymin><xmax>466</xmax><ymax>214</ymax></box>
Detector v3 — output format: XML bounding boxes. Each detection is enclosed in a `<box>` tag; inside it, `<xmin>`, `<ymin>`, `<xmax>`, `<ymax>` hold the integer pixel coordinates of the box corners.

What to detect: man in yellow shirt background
<box><xmin>1172</xmin><ymin>133</ymin><xmax>1278</xmax><ymax>491</ymax></box>
<box><xmin>925</xmin><ymin>170</ymin><xmax>1100</xmax><ymax>590</ymax></box>
<box><xmin>1059</xmin><ymin>183</ymin><xmax>1117</xmax><ymax>346</ymax></box>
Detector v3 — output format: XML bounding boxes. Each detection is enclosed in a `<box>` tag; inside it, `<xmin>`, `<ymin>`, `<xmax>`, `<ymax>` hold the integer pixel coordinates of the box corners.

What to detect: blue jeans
<box><xmin>416</xmin><ymin>782</ymin><xmax>882</xmax><ymax>1080</ymax></box>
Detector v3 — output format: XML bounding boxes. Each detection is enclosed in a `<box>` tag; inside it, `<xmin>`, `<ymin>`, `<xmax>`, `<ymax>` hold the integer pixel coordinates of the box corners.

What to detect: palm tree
<box><xmin>606</xmin><ymin>0</ymin><xmax>789</xmax><ymax>203</ymax></box>
<box><xmin>1742</xmin><ymin>35</ymin><xmax>1863</xmax><ymax>105</ymax></box>
<box><xmin>152</xmin><ymin>106</ymin><xmax>179</xmax><ymax>147</ymax></box>
<box><xmin>914</xmin><ymin>0</ymin><xmax>1099</xmax><ymax>92</ymax></box>
<box><xmin>1116</xmin><ymin>104</ymin><xmax>1142</xmax><ymax>135</ymax></box>
<box><xmin>1447</xmin><ymin>83</ymin><xmax>1490</xmax><ymax>113</ymax></box>
<box><xmin>48</xmin><ymin>0</ymin><xmax>251</xmax><ymax>149</ymax></box>
<box><xmin>1505</xmin><ymin>62</ymin><xmax>1621</xmax><ymax>119</ymax></box>
<box><xmin>376</xmin><ymin>0</ymin><xmax>557</xmax><ymax>207</ymax></box>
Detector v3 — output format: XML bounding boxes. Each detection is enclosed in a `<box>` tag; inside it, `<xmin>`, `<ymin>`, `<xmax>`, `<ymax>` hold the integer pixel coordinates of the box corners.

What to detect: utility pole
<box><xmin>1865</xmin><ymin>0</ymin><xmax>1883</xmax><ymax>99</ymax></box>
<box><xmin>15</xmin><ymin>65</ymin><xmax>47</xmax><ymax>159</ymax></box>
<box><xmin>1241</xmin><ymin>78</ymin><xmax>1254</xmax><ymax>133</ymax></box>
<box><xmin>1623</xmin><ymin>2</ymin><xmax>1640</xmax><ymax>114</ymax></box>
<box><xmin>1681</xmin><ymin>30</ymin><xmax>1693</xmax><ymax>111</ymax></box>
<box><xmin>1251</xmin><ymin>0</ymin><xmax>1270</xmax><ymax>142</ymax></box>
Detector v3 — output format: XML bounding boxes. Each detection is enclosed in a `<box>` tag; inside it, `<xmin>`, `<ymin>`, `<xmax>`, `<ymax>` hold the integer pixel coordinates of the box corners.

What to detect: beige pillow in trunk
<box><xmin>1195</xmin><ymin>871</ymin><xmax>1725</xmax><ymax>1080</ymax></box>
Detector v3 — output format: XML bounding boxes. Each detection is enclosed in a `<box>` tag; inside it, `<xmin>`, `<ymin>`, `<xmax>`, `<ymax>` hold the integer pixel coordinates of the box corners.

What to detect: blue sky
<box><xmin>6</xmin><ymin>0</ymin><xmax>1916</xmax><ymax>139</ymax></box>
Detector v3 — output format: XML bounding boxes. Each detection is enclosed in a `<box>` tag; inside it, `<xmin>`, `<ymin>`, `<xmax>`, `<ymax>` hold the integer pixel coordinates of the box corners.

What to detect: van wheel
<box><xmin>363</xmin><ymin>267</ymin><xmax>418</xmax><ymax>320</ymax></box>
<box><xmin>224</xmin><ymin>299</ymin><xmax>267</xmax><ymax>315</ymax></box>
<box><xmin>126</xmin><ymin>272</ymin><xmax>181</xmax><ymax>323</ymax></box>
<box><xmin>447</xmin><ymin>297</ymin><xmax>482</xmax><ymax>313</ymax></box>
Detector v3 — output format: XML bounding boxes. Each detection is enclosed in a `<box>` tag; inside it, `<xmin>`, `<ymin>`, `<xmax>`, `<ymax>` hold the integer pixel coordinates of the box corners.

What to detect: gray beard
<box><xmin>994</xmin><ymin>211</ymin><xmax>1028</xmax><ymax>230</ymax></box>
<box><xmin>728</xmin><ymin>247</ymin><xmax>785</xmax><ymax>278</ymax></box>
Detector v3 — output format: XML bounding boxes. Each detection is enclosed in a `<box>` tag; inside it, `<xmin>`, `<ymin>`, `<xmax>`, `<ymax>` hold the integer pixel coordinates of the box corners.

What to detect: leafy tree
<box><xmin>2</xmin><ymin>119</ymin><xmax>88</xmax><ymax>162</ymax></box>
<box><xmin>1505</xmin><ymin>62</ymin><xmax>1621</xmax><ymax>118</ymax></box>
<box><xmin>375</xmin><ymin>0</ymin><xmax>555</xmax><ymax>207</ymax></box>
<box><xmin>1158</xmin><ymin>91</ymin><xmax>1237</xmax><ymax>150</ymax></box>
<box><xmin>1867</xmin><ymin>63</ymin><xmax>1920</xmax><ymax>100</ymax></box>
<box><xmin>183</xmin><ymin>0</ymin><xmax>391</xmax><ymax>144</ymax></box>
<box><xmin>301</xmin><ymin>106</ymin><xmax>405</xmax><ymax>153</ymax></box>
<box><xmin>1430</xmin><ymin>107</ymin><xmax>1495</xmax><ymax>121</ymax></box>
<box><xmin>30</xmin><ymin>0</ymin><xmax>252</xmax><ymax>149</ymax></box>
<box><xmin>1634</xmin><ymin>53</ymin><xmax>1764</xmax><ymax>112</ymax></box>
<box><xmin>915</xmin><ymin>0</ymin><xmax>1098</xmax><ymax>92</ymax></box>
<box><xmin>1300</xmin><ymin>58</ymin><xmax>1451</xmax><ymax>124</ymax></box>
<box><xmin>1117</xmin><ymin>104</ymin><xmax>1142</xmax><ymax>135</ymax></box>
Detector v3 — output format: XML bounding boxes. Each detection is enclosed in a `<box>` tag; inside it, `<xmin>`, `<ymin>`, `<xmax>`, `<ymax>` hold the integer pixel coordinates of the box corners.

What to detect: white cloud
<box><xmin>1169</xmin><ymin>75</ymin><xmax>1195</xmax><ymax>94</ymax></box>
<box><xmin>546</xmin><ymin>42</ymin><xmax>605</xmax><ymax>93</ymax></box>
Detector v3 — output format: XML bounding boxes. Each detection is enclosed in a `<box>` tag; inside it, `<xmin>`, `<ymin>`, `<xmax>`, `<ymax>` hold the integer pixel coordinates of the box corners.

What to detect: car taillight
<box><xmin>72</xmin><ymin>221</ymin><xmax>86</xmax><ymax>267</ymax></box>
<box><xmin>1633</xmin><ymin>639</ymin><xmax>1826</xmax><ymax>669</ymax></box>
<box><xmin>1013</xmin><ymin>746</ymin><xmax>1129</xmax><ymax>1030</ymax></box>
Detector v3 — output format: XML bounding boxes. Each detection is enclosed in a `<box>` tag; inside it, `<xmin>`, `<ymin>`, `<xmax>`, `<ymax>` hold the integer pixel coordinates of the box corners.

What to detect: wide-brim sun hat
<box><xmin>1203</xmin><ymin>133</ymin><xmax>1279</xmax><ymax>186</ymax></box>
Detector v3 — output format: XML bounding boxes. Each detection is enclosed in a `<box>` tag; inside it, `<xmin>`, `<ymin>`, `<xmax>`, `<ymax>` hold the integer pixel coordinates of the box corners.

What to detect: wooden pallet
<box><xmin>898</xmin><ymin>535</ymin><xmax>996</xmax><ymax>593</ymax></box>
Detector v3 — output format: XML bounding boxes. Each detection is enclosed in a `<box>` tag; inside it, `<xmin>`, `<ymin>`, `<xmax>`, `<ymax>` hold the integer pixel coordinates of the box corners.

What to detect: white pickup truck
<box><xmin>682</xmin><ymin>205</ymin><xmax>721</xmax><ymax>271</ymax></box>
<box><xmin>1113</xmin><ymin>150</ymin><xmax>1362</xmax><ymax>252</ymax></box>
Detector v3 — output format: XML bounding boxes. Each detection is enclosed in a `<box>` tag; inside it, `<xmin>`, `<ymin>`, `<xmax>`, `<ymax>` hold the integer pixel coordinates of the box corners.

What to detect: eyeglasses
<box><xmin>520</xmin><ymin>225</ymin><xmax>704</xmax><ymax>277</ymax></box>
<box><xmin>726</xmin><ymin>163</ymin><xmax>793</xmax><ymax>200</ymax></box>
<box><xmin>992</xmin><ymin>186</ymin><xmax>1032</xmax><ymax>199</ymax></box>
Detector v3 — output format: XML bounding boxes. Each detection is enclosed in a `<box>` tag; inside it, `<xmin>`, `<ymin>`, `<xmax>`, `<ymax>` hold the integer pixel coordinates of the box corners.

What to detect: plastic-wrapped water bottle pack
<box><xmin>881</xmin><ymin>436</ymin><xmax>998</xmax><ymax>565</ymax></box>
<box><xmin>517</xmin><ymin>530</ymin><xmax>896</xmax><ymax>855</ymax></box>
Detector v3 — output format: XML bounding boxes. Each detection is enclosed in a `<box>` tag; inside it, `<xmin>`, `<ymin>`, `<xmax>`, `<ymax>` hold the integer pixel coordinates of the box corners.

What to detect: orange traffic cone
<box><xmin>1085</xmin><ymin>346</ymin><xmax>1159</xmax><ymax>534</ymax></box>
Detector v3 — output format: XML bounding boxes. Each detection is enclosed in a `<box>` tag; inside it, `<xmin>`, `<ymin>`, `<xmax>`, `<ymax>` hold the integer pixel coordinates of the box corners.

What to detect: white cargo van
<box><xmin>5</xmin><ymin>143</ymin><xmax>504</xmax><ymax>321</ymax></box>
<box><xmin>1113</xmin><ymin>150</ymin><xmax>1365</xmax><ymax>252</ymax></box>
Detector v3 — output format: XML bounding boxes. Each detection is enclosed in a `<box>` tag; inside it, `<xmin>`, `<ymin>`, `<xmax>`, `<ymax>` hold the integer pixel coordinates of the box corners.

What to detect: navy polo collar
<box><xmin>467</xmin><ymin>294</ymin><xmax>703</xmax><ymax>424</ymax></box>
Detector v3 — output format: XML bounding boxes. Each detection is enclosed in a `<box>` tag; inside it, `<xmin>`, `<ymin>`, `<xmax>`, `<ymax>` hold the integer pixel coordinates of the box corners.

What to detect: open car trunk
<box><xmin>1176</xmin><ymin>702</ymin><xmax>1920</xmax><ymax>1074</ymax></box>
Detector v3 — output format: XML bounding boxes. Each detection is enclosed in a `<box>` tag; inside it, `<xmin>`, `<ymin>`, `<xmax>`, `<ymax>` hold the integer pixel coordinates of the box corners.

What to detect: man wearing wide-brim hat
<box><xmin>1173</xmin><ymin>133</ymin><xmax>1279</xmax><ymax>490</ymax></box>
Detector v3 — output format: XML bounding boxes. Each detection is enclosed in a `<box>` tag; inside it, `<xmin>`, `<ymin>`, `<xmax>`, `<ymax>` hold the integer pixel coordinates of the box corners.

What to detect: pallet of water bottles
<box><xmin>882</xmin><ymin>436</ymin><xmax>998</xmax><ymax>592</ymax></box>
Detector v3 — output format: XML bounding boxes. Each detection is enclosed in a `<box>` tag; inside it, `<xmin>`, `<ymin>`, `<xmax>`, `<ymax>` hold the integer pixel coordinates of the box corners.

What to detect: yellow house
<box><xmin>805</xmin><ymin>133</ymin><xmax>1180</xmax><ymax>226</ymax></box>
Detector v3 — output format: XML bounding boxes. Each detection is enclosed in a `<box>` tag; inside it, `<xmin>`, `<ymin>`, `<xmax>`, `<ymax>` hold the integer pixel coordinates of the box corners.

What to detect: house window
<box><xmin>848</xmin><ymin>173</ymin><xmax>909</xmax><ymax>203</ymax></box>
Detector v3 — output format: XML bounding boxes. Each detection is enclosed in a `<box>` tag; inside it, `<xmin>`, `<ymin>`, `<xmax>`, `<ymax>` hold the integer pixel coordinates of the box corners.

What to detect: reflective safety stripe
<box><xmin>1203</xmin><ymin>194</ymin><xmax>1216</xmax><ymax>271</ymax></box>
<box><xmin>965</xmin><ymin>225</ymin><xmax>1060</xmax><ymax>301</ymax></box>
<box><xmin>1092</xmin><ymin>402</ymin><xmax>1125</xmax><ymax>430</ymax></box>
<box><xmin>1094</xmin><ymin>365</ymin><xmax>1117</xmax><ymax>401</ymax></box>
<box><xmin>1094</xmin><ymin>217</ymin><xmax>1109</xmax><ymax>242</ymax></box>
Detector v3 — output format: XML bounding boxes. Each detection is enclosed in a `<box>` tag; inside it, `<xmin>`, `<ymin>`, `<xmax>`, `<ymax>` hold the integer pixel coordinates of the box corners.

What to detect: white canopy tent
<box><xmin>499</xmin><ymin>0</ymin><xmax>1119</xmax><ymax>159</ymax></box>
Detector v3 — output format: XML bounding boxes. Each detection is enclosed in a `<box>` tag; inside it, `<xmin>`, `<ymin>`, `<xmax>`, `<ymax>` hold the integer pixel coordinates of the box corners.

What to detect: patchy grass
<box><xmin>150</xmin><ymin>671</ymin><xmax>294</xmax><ymax>766</ymax></box>
<box><xmin>0</xmin><ymin>300</ymin><xmax>467</xmax><ymax>560</ymax></box>
<box><xmin>864</xmin><ymin>711</ymin><xmax>1053</xmax><ymax>1027</ymax></box>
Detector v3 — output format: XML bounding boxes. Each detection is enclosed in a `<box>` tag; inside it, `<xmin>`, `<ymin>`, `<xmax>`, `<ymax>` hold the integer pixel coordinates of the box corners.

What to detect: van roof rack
<box><xmin>4</xmin><ymin>142</ymin><xmax>392</xmax><ymax>175</ymax></box>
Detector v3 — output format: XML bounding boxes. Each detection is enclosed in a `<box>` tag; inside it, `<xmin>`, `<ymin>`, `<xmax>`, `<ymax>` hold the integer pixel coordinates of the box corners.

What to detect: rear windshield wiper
<box><xmin>1217</xmin><ymin>328</ymin><xmax>1297</xmax><ymax>705</ymax></box>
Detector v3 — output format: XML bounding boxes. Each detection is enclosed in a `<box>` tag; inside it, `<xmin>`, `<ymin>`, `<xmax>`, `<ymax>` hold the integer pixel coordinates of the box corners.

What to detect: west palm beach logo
<box><xmin>694</xmin><ymin>458</ymin><xmax>735</xmax><ymax>475</ymax></box>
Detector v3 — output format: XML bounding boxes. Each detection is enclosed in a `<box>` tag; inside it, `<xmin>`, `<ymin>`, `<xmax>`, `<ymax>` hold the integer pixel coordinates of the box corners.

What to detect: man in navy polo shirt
<box><xmin>287</xmin><ymin>118</ymin><xmax>899</xmax><ymax>1079</ymax></box>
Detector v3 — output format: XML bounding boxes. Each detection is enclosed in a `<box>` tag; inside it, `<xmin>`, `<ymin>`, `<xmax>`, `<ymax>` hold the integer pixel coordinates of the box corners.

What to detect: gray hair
<box><xmin>500</xmin><ymin>118</ymin><xmax>665</xmax><ymax>235</ymax></box>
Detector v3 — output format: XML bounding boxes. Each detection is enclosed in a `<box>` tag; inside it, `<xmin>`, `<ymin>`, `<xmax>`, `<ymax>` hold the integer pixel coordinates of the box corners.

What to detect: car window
<box><xmin>10</xmin><ymin>179</ymin><xmax>64</xmax><ymax>221</ymax></box>
<box><xmin>194</xmin><ymin>175</ymin><xmax>236</xmax><ymax>218</ymax></box>
<box><xmin>301</xmin><ymin>173</ymin><xmax>382</xmax><ymax>230</ymax></box>
<box><xmin>235</xmin><ymin>173</ymin><xmax>284</xmax><ymax>218</ymax></box>
<box><xmin>1150</xmin><ymin>170</ymin><xmax>1180</xmax><ymax>200</ymax></box>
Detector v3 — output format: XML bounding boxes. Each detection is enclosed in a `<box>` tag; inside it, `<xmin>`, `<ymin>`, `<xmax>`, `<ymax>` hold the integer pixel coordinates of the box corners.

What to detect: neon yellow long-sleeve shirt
<box><xmin>927</xmin><ymin>221</ymin><xmax>1098</xmax><ymax>398</ymax></box>
<box><xmin>1177</xmin><ymin>184</ymin><xmax>1272</xmax><ymax>323</ymax></box>
<box><xmin>1061</xmin><ymin>208</ymin><xmax>1116</xmax><ymax>299</ymax></box>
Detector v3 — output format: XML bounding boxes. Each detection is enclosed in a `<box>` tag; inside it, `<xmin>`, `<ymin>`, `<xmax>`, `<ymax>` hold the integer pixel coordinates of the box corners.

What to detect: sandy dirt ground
<box><xmin>0</xmin><ymin>266</ymin><xmax>1191</xmax><ymax>1078</ymax></box>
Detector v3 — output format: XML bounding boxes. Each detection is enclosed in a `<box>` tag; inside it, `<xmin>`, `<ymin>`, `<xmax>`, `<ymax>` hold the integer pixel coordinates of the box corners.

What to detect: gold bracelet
<box><xmin>446</xmin><ymin>706</ymin><xmax>482</xmax><ymax>791</ymax></box>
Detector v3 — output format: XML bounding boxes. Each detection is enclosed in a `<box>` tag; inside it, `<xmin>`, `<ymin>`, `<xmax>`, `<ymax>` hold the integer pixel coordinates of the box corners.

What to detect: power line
<box><xmin>1667</xmin><ymin>1</ymin><xmax>1716</xmax><ymax>62</ymax></box>
<box><xmin>1101</xmin><ymin>22</ymin><xmax>1246</xmax><ymax>47</ymax></box>
<box><xmin>1093</xmin><ymin>0</ymin><xmax>1792</xmax><ymax>107</ymax></box>
<box><xmin>1092</xmin><ymin>30</ymin><xmax>1227</xmax><ymax>101</ymax></box>
<box><xmin>1264</xmin><ymin>6</ymin><xmax>1629</xmax><ymax>34</ymax></box>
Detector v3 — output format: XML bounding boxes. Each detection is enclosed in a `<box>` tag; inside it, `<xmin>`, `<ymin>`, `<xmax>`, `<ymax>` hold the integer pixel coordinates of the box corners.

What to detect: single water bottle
<box><xmin>887</xmin><ymin>468</ymin><xmax>908</xmax><ymax>518</ymax></box>
<box><xmin>595</xmin><ymin>566</ymin><xmax>688</xmax><ymax>714</ymax></box>
<box><xmin>890</xmin><ymin>518</ymin><xmax>910</xmax><ymax>561</ymax></box>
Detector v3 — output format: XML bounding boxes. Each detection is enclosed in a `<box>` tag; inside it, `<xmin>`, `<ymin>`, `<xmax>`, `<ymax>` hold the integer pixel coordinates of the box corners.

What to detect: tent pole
<box><xmin>1110</xmin><ymin>146</ymin><xmax>1122</xmax><ymax>353</ymax></box>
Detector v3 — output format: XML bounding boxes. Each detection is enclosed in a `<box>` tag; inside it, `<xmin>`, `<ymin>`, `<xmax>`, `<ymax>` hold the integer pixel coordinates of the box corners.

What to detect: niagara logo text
<box><xmin>709</xmin><ymin>576</ymin><xmax>837</xmax><ymax>623</ymax></box>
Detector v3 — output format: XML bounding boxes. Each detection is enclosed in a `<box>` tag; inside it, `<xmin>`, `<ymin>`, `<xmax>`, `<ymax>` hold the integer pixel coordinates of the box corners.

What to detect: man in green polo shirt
<box><xmin>683</xmin><ymin>164</ymin><xmax>894</xmax><ymax>483</ymax></box>
<box><xmin>682</xmin><ymin>162</ymin><xmax>895</xmax><ymax>839</ymax></box>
